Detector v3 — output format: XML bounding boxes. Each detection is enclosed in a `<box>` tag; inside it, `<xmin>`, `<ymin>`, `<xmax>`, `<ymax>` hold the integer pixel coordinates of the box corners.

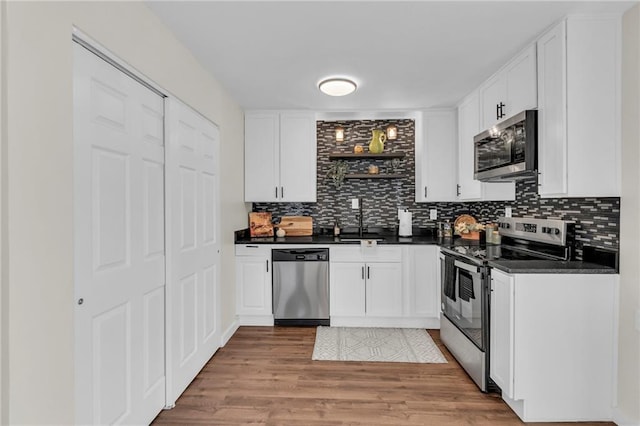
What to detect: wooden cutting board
<box><xmin>248</xmin><ymin>212</ymin><xmax>274</xmax><ymax>237</ymax></box>
<box><xmin>278</xmin><ymin>216</ymin><xmax>313</xmax><ymax>236</ymax></box>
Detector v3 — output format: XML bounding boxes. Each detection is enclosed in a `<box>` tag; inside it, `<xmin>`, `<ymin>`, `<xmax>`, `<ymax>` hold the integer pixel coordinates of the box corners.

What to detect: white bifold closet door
<box><xmin>165</xmin><ymin>98</ymin><xmax>221</xmax><ymax>406</ymax></box>
<box><xmin>73</xmin><ymin>43</ymin><xmax>166</xmax><ymax>425</ymax></box>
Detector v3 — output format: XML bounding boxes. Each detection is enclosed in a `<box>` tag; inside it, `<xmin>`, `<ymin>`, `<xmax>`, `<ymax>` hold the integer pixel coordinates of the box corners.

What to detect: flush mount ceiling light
<box><xmin>318</xmin><ymin>78</ymin><xmax>357</xmax><ymax>97</ymax></box>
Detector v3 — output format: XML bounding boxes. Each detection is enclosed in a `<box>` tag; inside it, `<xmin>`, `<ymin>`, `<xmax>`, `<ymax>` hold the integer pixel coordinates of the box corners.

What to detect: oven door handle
<box><xmin>454</xmin><ymin>260</ymin><xmax>481</xmax><ymax>274</ymax></box>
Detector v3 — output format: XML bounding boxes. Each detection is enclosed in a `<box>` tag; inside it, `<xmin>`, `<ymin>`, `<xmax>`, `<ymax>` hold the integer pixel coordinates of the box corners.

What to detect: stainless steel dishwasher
<box><xmin>272</xmin><ymin>248</ymin><xmax>329</xmax><ymax>326</ymax></box>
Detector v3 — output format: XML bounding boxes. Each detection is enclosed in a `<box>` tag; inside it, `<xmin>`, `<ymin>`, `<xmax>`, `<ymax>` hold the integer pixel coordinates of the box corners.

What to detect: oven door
<box><xmin>440</xmin><ymin>253</ymin><xmax>486</xmax><ymax>351</ymax></box>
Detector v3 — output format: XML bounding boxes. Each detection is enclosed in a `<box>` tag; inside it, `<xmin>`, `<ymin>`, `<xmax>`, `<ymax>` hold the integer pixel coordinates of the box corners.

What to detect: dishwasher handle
<box><xmin>272</xmin><ymin>248</ymin><xmax>329</xmax><ymax>262</ymax></box>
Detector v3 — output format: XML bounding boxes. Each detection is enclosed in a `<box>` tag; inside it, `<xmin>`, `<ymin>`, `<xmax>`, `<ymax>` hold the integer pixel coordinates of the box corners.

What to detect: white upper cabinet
<box><xmin>244</xmin><ymin>111</ymin><xmax>317</xmax><ymax>202</ymax></box>
<box><xmin>480</xmin><ymin>44</ymin><xmax>538</xmax><ymax>131</ymax></box>
<box><xmin>415</xmin><ymin>109</ymin><xmax>458</xmax><ymax>202</ymax></box>
<box><xmin>457</xmin><ymin>91</ymin><xmax>482</xmax><ymax>200</ymax></box>
<box><xmin>457</xmin><ymin>91</ymin><xmax>515</xmax><ymax>201</ymax></box>
<box><xmin>537</xmin><ymin>17</ymin><xmax>620</xmax><ymax>198</ymax></box>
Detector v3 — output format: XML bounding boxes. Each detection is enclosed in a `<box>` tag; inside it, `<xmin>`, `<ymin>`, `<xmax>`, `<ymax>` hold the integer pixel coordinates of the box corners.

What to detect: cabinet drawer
<box><xmin>235</xmin><ymin>244</ymin><xmax>271</xmax><ymax>257</ymax></box>
<box><xmin>330</xmin><ymin>245</ymin><xmax>402</xmax><ymax>263</ymax></box>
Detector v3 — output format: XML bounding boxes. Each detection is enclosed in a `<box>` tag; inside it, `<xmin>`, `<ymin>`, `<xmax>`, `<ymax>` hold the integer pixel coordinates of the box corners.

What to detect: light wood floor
<box><xmin>152</xmin><ymin>326</ymin><xmax>614</xmax><ymax>426</ymax></box>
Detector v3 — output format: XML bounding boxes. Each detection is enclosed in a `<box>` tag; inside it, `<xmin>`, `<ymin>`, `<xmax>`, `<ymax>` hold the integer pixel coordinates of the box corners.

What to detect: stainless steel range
<box><xmin>439</xmin><ymin>217</ymin><xmax>575</xmax><ymax>392</ymax></box>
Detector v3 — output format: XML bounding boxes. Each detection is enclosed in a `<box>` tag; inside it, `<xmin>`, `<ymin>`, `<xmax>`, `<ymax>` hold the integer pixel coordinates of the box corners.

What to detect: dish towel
<box><xmin>459</xmin><ymin>272</ymin><xmax>475</xmax><ymax>302</ymax></box>
<box><xmin>444</xmin><ymin>256</ymin><xmax>456</xmax><ymax>301</ymax></box>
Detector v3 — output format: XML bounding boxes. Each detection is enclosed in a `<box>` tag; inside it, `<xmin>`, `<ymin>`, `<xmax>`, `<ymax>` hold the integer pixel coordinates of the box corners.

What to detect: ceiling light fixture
<box><xmin>318</xmin><ymin>78</ymin><xmax>357</xmax><ymax>97</ymax></box>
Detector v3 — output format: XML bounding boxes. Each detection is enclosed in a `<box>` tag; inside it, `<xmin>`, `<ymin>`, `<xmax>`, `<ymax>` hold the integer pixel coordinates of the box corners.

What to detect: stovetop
<box><xmin>447</xmin><ymin>244</ymin><xmax>556</xmax><ymax>262</ymax></box>
<box><xmin>442</xmin><ymin>217</ymin><xmax>575</xmax><ymax>265</ymax></box>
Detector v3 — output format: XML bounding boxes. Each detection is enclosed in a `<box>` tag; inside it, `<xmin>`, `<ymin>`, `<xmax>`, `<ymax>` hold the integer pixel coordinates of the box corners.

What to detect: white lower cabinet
<box><xmin>402</xmin><ymin>246</ymin><xmax>441</xmax><ymax>328</ymax></box>
<box><xmin>329</xmin><ymin>262</ymin><xmax>366</xmax><ymax>316</ymax></box>
<box><xmin>365</xmin><ymin>263</ymin><xmax>403</xmax><ymax>317</ymax></box>
<box><xmin>490</xmin><ymin>269</ymin><xmax>617</xmax><ymax>422</ymax></box>
<box><xmin>233</xmin><ymin>244</ymin><xmax>442</xmax><ymax>329</ymax></box>
<box><xmin>235</xmin><ymin>245</ymin><xmax>273</xmax><ymax>325</ymax></box>
<box><xmin>329</xmin><ymin>246</ymin><xmax>403</xmax><ymax>326</ymax></box>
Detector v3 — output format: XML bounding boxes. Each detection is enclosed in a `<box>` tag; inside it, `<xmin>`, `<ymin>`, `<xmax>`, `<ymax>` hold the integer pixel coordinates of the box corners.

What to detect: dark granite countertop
<box><xmin>235</xmin><ymin>227</ymin><xmax>444</xmax><ymax>245</ymax></box>
<box><xmin>488</xmin><ymin>260</ymin><xmax>617</xmax><ymax>274</ymax></box>
<box><xmin>235</xmin><ymin>228</ymin><xmax>618</xmax><ymax>274</ymax></box>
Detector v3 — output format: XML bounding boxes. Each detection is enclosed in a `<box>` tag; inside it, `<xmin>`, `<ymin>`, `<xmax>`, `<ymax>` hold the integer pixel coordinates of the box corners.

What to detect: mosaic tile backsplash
<box><xmin>254</xmin><ymin>119</ymin><xmax>620</xmax><ymax>259</ymax></box>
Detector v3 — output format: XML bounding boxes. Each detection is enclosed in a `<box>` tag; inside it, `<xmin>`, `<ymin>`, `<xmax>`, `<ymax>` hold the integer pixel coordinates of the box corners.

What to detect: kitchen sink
<box><xmin>339</xmin><ymin>237</ymin><xmax>386</xmax><ymax>243</ymax></box>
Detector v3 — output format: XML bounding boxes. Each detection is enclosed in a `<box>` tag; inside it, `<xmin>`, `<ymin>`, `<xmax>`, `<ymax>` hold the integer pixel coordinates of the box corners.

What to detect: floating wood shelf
<box><xmin>328</xmin><ymin>153</ymin><xmax>405</xmax><ymax>160</ymax></box>
<box><xmin>344</xmin><ymin>174</ymin><xmax>404</xmax><ymax>179</ymax></box>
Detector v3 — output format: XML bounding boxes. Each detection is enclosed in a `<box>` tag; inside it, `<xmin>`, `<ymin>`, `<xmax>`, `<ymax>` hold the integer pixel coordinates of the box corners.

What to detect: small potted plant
<box><xmin>326</xmin><ymin>160</ymin><xmax>348</xmax><ymax>189</ymax></box>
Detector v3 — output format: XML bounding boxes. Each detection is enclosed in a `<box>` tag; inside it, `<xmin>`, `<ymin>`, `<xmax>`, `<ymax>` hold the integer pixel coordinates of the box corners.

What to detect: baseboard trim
<box><xmin>613</xmin><ymin>406</ymin><xmax>640</xmax><ymax>426</ymax></box>
<box><xmin>221</xmin><ymin>319</ymin><xmax>240</xmax><ymax>347</ymax></box>
<box><xmin>330</xmin><ymin>316</ymin><xmax>440</xmax><ymax>329</ymax></box>
<box><xmin>237</xmin><ymin>315</ymin><xmax>275</xmax><ymax>326</ymax></box>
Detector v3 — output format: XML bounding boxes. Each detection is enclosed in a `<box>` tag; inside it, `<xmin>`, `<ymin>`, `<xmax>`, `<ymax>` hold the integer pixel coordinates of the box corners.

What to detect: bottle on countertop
<box><xmin>333</xmin><ymin>219</ymin><xmax>341</xmax><ymax>236</ymax></box>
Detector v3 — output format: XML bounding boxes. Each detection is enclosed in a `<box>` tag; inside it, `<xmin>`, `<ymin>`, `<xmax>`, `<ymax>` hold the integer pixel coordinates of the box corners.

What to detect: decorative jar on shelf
<box><xmin>368</xmin><ymin>129</ymin><xmax>386</xmax><ymax>153</ymax></box>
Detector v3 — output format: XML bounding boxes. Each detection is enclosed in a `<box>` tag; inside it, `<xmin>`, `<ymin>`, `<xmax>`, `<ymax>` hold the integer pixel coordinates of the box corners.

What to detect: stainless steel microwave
<box><xmin>474</xmin><ymin>110</ymin><xmax>537</xmax><ymax>181</ymax></box>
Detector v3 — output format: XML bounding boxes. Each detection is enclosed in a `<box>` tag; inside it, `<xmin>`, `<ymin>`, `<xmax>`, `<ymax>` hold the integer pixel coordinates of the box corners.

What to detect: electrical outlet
<box><xmin>430</xmin><ymin>209</ymin><xmax>437</xmax><ymax>220</ymax></box>
<box><xmin>635</xmin><ymin>308</ymin><xmax>640</xmax><ymax>332</ymax></box>
<box><xmin>351</xmin><ymin>198</ymin><xmax>359</xmax><ymax>209</ymax></box>
<box><xmin>505</xmin><ymin>206</ymin><xmax>512</xmax><ymax>218</ymax></box>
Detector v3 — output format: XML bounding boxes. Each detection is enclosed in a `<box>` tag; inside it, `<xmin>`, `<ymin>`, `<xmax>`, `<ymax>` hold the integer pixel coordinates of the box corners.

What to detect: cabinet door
<box><xmin>330</xmin><ymin>262</ymin><xmax>366</xmax><ymax>316</ymax></box>
<box><xmin>244</xmin><ymin>113</ymin><xmax>279</xmax><ymax>202</ymax></box>
<box><xmin>407</xmin><ymin>246</ymin><xmax>439</xmax><ymax>318</ymax></box>
<box><xmin>415</xmin><ymin>109</ymin><xmax>457</xmax><ymax>202</ymax></box>
<box><xmin>505</xmin><ymin>44</ymin><xmax>538</xmax><ymax>117</ymax></box>
<box><xmin>537</xmin><ymin>21</ymin><xmax>568</xmax><ymax>197</ymax></box>
<box><xmin>279</xmin><ymin>112</ymin><xmax>317</xmax><ymax>202</ymax></box>
<box><xmin>490</xmin><ymin>269</ymin><xmax>515</xmax><ymax>399</ymax></box>
<box><xmin>236</xmin><ymin>256</ymin><xmax>271</xmax><ymax>316</ymax></box>
<box><xmin>479</xmin><ymin>74</ymin><xmax>506</xmax><ymax>130</ymax></box>
<box><xmin>366</xmin><ymin>262</ymin><xmax>403</xmax><ymax>317</ymax></box>
<box><xmin>457</xmin><ymin>91</ymin><xmax>483</xmax><ymax>200</ymax></box>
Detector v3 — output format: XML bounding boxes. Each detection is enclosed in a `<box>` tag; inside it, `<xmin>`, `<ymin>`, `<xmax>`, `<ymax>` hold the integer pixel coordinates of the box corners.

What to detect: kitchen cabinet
<box><xmin>537</xmin><ymin>17</ymin><xmax>620</xmax><ymax>197</ymax></box>
<box><xmin>244</xmin><ymin>111</ymin><xmax>317</xmax><ymax>202</ymax></box>
<box><xmin>235</xmin><ymin>244</ymin><xmax>273</xmax><ymax>325</ymax></box>
<box><xmin>479</xmin><ymin>44</ymin><xmax>537</xmax><ymax>131</ymax></box>
<box><xmin>489</xmin><ymin>269</ymin><xmax>617</xmax><ymax>422</ymax></box>
<box><xmin>330</xmin><ymin>246</ymin><xmax>402</xmax><ymax>325</ymax></box>
<box><xmin>402</xmin><ymin>246</ymin><xmax>440</xmax><ymax>328</ymax></box>
<box><xmin>415</xmin><ymin>109</ymin><xmax>458</xmax><ymax>202</ymax></box>
<box><xmin>457</xmin><ymin>91</ymin><xmax>515</xmax><ymax>201</ymax></box>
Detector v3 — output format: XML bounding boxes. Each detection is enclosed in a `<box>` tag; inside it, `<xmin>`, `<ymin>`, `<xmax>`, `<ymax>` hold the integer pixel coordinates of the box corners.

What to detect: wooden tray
<box><xmin>454</xmin><ymin>214</ymin><xmax>477</xmax><ymax>237</ymax></box>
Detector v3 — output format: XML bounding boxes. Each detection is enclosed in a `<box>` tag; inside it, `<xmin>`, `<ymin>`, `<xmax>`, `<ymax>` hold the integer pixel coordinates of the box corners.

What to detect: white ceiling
<box><xmin>147</xmin><ymin>1</ymin><xmax>635</xmax><ymax>111</ymax></box>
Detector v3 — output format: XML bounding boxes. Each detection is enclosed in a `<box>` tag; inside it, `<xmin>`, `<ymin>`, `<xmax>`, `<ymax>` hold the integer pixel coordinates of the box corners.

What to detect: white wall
<box><xmin>0</xmin><ymin>1</ymin><xmax>6</xmax><ymax>423</ymax></box>
<box><xmin>619</xmin><ymin>5</ymin><xmax>640</xmax><ymax>425</ymax></box>
<box><xmin>2</xmin><ymin>2</ymin><xmax>246</xmax><ymax>424</ymax></box>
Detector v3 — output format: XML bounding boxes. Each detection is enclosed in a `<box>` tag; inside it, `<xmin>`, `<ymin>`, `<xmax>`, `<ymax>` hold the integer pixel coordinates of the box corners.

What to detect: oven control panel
<box><xmin>497</xmin><ymin>217</ymin><xmax>574</xmax><ymax>246</ymax></box>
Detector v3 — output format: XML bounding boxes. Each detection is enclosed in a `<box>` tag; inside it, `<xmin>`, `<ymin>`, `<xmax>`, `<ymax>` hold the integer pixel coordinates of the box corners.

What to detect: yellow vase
<box><xmin>368</xmin><ymin>129</ymin><xmax>387</xmax><ymax>154</ymax></box>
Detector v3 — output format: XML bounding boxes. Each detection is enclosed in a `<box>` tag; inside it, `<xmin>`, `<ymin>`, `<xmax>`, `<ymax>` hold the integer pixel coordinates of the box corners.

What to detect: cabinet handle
<box><xmin>280</xmin><ymin>186</ymin><xmax>284</xmax><ymax>199</ymax></box>
<box><xmin>275</xmin><ymin>187</ymin><xmax>278</xmax><ymax>199</ymax></box>
<box><xmin>362</xmin><ymin>266</ymin><xmax>365</xmax><ymax>280</ymax></box>
<box><xmin>424</xmin><ymin>186</ymin><xmax>428</xmax><ymax>198</ymax></box>
<box><xmin>367</xmin><ymin>266</ymin><xmax>370</xmax><ymax>280</ymax></box>
<box><xmin>246</xmin><ymin>245</ymin><xmax>259</xmax><ymax>248</ymax></box>
<box><xmin>496</xmin><ymin>103</ymin><xmax>500</xmax><ymax>120</ymax></box>
<box><xmin>456</xmin><ymin>184</ymin><xmax>461</xmax><ymax>197</ymax></box>
<box><xmin>266</xmin><ymin>260</ymin><xmax>269</xmax><ymax>273</ymax></box>
<box><xmin>498</xmin><ymin>102</ymin><xmax>506</xmax><ymax>119</ymax></box>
